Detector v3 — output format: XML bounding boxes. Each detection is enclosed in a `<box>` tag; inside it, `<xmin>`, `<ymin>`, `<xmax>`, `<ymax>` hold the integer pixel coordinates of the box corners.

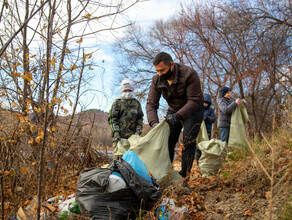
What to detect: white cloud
<box><xmin>81</xmin><ymin>0</ymin><xmax>186</xmax><ymax>111</ymax></box>
<box><xmin>127</xmin><ymin>0</ymin><xmax>183</xmax><ymax>25</ymax></box>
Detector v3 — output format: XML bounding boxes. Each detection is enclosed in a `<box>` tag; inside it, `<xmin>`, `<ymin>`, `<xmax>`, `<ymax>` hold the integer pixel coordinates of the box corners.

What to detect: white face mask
<box><xmin>122</xmin><ymin>91</ymin><xmax>134</xmax><ymax>99</ymax></box>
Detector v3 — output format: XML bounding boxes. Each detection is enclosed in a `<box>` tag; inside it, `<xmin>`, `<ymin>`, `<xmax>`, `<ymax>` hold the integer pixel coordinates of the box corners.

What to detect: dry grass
<box><xmin>0</xmin><ymin>109</ymin><xmax>111</xmax><ymax>219</ymax></box>
<box><xmin>1</xmin><ymin>104</ymin><xmax>291</xmax><ymax>219</ymax></box>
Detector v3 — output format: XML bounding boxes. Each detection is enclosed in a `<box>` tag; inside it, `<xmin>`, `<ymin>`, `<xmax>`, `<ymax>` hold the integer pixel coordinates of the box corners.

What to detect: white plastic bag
<box><xmin>107</xmin><ymin>174</ymin><xmax>127</xmax><ymax>193</ymax></box>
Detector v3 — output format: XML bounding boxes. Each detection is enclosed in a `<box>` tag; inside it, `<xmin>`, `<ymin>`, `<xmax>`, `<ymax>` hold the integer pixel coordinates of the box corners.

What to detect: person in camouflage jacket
<box><xmin>108</xmin><ymin>78</ymin><xmax>144</xmax><ymax>145</ymax></box>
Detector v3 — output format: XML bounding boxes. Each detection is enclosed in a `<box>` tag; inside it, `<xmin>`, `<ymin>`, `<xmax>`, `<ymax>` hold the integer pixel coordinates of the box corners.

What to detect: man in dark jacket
<box><xmin>146</xmin><ymin>52</ymin><xmax>204</xmax><ymax>178</ymax></box>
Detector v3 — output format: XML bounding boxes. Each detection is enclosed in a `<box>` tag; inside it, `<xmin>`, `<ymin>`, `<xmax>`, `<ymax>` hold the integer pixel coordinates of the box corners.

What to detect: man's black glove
<box><xmin>165</xmin><ymin>114</ymin><xmax>178</xmax><ymax>126</ymax></box>
<box><xmin>136</xmin><ymin>127</ymin><xmax>142</xmax><ymax>135</ymax></box>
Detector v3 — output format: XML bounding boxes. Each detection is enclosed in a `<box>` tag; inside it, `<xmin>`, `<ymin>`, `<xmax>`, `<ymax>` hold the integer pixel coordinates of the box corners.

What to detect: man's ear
<box><xmin>170</xmin><ymin>62</ymin><xmax>174</xmax><ymax>70</ymax></box>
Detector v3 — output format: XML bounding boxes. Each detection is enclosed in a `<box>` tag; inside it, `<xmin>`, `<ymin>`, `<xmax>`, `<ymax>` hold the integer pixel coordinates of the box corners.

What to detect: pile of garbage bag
<box><xmin>76</xmin><ymin>151</ymin><xmax>162</xmax><ymax>220</ymax></box>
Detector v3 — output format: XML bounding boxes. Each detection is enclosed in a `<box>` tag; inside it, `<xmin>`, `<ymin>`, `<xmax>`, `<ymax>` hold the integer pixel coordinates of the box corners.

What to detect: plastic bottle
<box><xmin>68</xmin><ymin>201</ymin><xmax>80</xmax><ymax>214</ymax></box>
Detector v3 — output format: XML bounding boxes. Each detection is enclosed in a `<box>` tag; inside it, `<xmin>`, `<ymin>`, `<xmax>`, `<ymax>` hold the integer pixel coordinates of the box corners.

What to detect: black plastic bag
<box><xmin>90</xmin><ymin>188</ymin><xmax>140</xmax><ymax>220</ymax></box>
<box><xmin>76</xmin><ymin>158</ymin><xmax>162</xmax><ymax>219</ymax></box>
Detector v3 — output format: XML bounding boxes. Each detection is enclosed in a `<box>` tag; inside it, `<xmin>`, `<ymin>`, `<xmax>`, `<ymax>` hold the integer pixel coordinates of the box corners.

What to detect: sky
<box><xmin>84</xmin><ymin>0</ymin><xmax>184</xmax><ymax>112</ymax></box>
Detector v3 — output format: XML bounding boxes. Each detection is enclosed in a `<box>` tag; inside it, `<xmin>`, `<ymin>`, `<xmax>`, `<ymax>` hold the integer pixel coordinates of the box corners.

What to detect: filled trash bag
<box><xmin>115</xmin><ymin>120</ymin><xmax>183</xmax><ymax>188</ymax></box>
<box><xmin>91</xmin><ymin>188</ymin><xmax>139</xmax><ymax>220</ymax></box>
<box><xmin>76</xmin><ymin>157</ymin><xmax>162</xmax><ymax>220</ymax></box>
<box><xmin>114</xmin><ymin>120</ymin><xmax>209</xmax><ymax>188</ymax></box>
<box><xmin>197</xmin><ymin>120</ymin><xmax>209</xmax><ymax>143</ymax></box>
<box><xmin>197</xmin><ymin>139</ymin><xmax>227</xmax><ymax>177</ymax></box>
<box><xmin>229</xmin><ymin>103</ymin><xmax>249</xmax><ymax>148</ymax></box>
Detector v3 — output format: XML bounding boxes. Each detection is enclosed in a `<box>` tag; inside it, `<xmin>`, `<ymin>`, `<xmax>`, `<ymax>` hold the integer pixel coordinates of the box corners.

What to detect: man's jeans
<box><xmin>220</xmin><ymin>127</ymin><xmax>230</xmax><ymax>143</ymax></box>
<box><xmin>167</xmin><ymin>106</ymin><xmax>204</xmax><ymax>178</ymax></box>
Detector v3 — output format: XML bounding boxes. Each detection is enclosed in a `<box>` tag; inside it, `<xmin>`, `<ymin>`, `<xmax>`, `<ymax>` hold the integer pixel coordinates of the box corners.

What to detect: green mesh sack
<box><xmin>114</xmin><ymin>120</ymin><xmax>182</xmax><ymax>188</ymax></box>
<box><xmin>229</xmin><ymin>103</ymin><xmax>249</xmax><ymax>148</ymax></box>
<box><xmin>197</xmin><ymin>139</ymin><xmax>227</xmax><ymax>177</ymax></box>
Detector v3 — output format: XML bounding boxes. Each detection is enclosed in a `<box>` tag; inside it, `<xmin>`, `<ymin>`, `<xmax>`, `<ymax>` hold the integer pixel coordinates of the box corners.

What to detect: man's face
<box><xmin>154</xmin><ymin>61</ymin><xmax>174</xmax><ymax>76</ymax></box>
<box><xmin>224</xmin><ymin>91</ymin><xmax>231</xmax><ymax>99</ymax></box>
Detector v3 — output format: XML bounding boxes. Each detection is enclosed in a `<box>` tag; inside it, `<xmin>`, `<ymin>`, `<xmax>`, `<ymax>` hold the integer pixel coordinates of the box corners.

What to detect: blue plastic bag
<box><xmin>122</xmin><ymin>151</ymin><xmax>153</xmax><ymax>184</ymax></box>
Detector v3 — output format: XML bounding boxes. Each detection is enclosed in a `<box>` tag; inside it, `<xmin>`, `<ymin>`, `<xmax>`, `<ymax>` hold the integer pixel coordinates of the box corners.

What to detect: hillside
<box><xmin>1</xmin><ymin>109</ymin><xmax>291</xmax><ymax>219</ymax></box>
<box><xmin>59</xmin><ymin>109</ymin><xmax>112</xmax><ymax>147</ymax></box>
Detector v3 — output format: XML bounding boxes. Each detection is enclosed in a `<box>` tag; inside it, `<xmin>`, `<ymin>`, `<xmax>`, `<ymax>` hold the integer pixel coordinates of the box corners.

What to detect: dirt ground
<box><xmin>172</xmin><ymin>160</ymin><xmax>291</xmax><ymax>220</ymax></box>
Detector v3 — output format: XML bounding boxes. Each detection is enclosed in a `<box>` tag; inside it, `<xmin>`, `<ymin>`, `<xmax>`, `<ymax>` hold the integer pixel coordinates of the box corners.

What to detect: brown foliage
<box><xmin>0</xmin><ymin>109</ymin><xmax>112</xmax><ymax>218</ymax></box>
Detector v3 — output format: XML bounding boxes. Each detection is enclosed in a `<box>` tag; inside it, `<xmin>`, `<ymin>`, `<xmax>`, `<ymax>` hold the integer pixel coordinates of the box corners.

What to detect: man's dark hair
<box><xmin>153</xmin><ymin>52</ymin><xmax>173</xmax><ymax>66</ymax></box>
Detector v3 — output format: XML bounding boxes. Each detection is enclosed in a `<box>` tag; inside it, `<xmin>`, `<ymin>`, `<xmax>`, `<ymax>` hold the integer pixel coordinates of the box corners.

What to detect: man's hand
<box><xmin>136</xmin><ymin>127</ymin><xmax>142</xmax><ymax>135</ymax></box>
<box><xmin>235</xmin><ymin>98</ymin><xmax>241</xmax><ymax>104</ymax></box>
<box><xmin>242</xmin><ymin>99</ymin><xmax>247</xmax><ymax>104</ymax></box>
<box><xmin>165</xmin><ymin>114</ymin><xmax>178</xmax><ymax>126</ymax></box>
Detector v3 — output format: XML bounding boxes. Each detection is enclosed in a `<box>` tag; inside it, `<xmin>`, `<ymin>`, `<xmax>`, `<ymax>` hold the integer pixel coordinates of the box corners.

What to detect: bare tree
<box><xmin>0</xmin><ymin>0</ymin><xmax>140</xmax><ymax>218</ymax></box>
<box><xmin>113</xmin><ymin>0</ymin><xmax>291</xmax><ymax>136</ymax></box>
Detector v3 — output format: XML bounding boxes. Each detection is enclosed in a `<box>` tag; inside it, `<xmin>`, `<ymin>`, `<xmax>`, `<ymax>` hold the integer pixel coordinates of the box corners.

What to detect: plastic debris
<box><xmin>58</xmin><ymin>196</ymin><xmax>81</xmax><ymax>219</ymax></box>
<box><xmin>47</xmin><ymin>196</ymin><xmax>63</xmax><ymax>204</ymax></box>
<box><xmin>106</xmin><ymin>174</ymin><xmax>127</xmax><ymax>193</ymax></box>
<box><xmin>156</xmin><ymin>198</ymin><xmax>189</xmax><ymax>220</ymax></box>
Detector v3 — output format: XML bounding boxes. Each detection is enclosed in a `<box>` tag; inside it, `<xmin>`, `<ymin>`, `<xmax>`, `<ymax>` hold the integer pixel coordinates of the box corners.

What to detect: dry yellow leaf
<box><xmin>83</xmin><ymin>13</ymin><xmax>91</xmax><ymax>19</ymax></box>
<box><xmin>51</xmin><ymin>96</ymin><xmax>56</xmax><ymax>104</ymax></box>
<box><xmin>30</xmin><ymin>125</ymin><xmax>36</xmax><ymax>133</ymax></box>
<box><xmin>13</xmin><ymin>72</ymin><xmax>21</xmax><ymax>77</ymax></box>
<box><xmin>22</xmin><ymin>167</ymin><xmax>27</xmax><ymax>174</ymax></box>
<box><xmin>38</xmin><ymin>130</ymin><xmax>44</xmax><ymax>138</ymax></box>
<box><xmin>244</xmin><ymin>208</ymin><xmax>252</xmax><ymax>216</ymax></box>
<box><xmin>76</xmin><ymin>38</ymin><xmax>83</xmax><ymax>43</ymax></box>
<box><xmin>35</xmin><ymin>136</ymin><xmax>41</xmax><ymax>144</ymax></box>
<box><xmin>57</xmin><ymin>98</ymin><xmax>62</xmax><ymax>104</ymax></box>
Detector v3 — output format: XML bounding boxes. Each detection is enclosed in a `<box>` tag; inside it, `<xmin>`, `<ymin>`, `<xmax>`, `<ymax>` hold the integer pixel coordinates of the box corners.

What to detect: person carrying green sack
<box><xmin>108</xmin><ymin>78</ymin><xmax>144</xmax><ymax>148</ymax></box>
<box><xmin>217</xmin><ymin>86</ymin><xmax>247</xmax><ymax>143</ymax></box>
<box><xmin>146</xmin><ymin>52</ymin><xmax>204</xmax><ymax>178</ymax></box>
